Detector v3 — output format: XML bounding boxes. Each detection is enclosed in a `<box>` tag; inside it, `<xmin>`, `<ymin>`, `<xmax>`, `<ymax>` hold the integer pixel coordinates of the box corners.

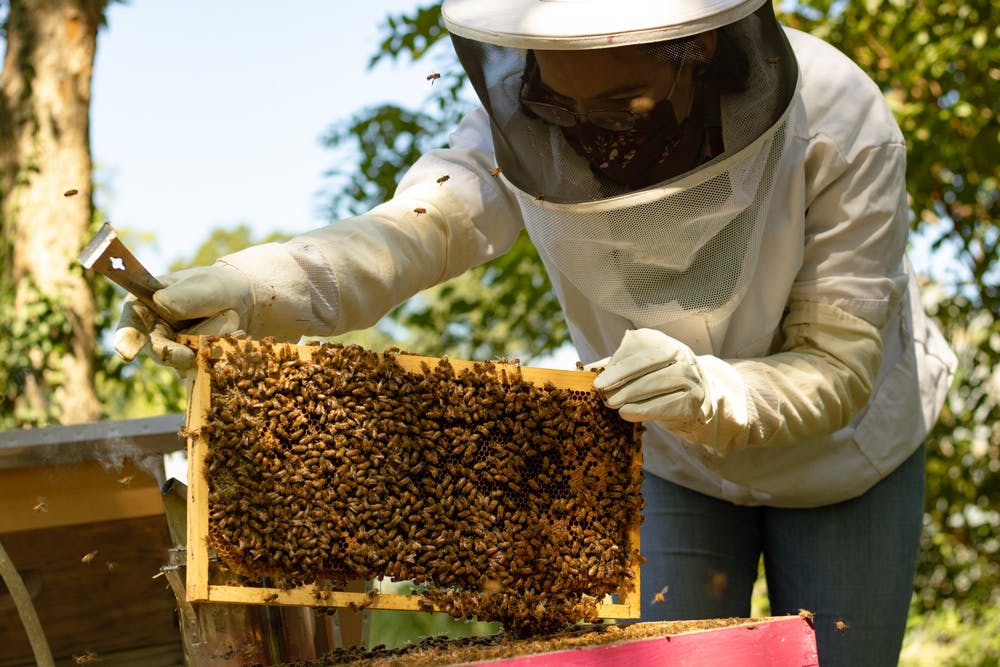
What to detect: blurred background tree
<box><xmin>318</xmin><ymin>4</ymin><xmax>568</xmax><ymax>363</ymax></box>
<box><xmin>0</xmin><ymin>0</ymin><xmax>113</xmax><ymax>427</ymax></box>
<box><xmin>775</xmin><ymin>0</ymin><xmax>998</xmax><ymax>631</ymax></box>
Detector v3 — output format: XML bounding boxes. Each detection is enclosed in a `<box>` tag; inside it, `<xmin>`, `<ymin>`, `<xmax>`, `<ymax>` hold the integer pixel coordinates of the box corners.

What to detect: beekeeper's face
<box><xmin>533</xmin><ymin>32</ymin><xmax>717</xmax><ymax>126</ymax></box>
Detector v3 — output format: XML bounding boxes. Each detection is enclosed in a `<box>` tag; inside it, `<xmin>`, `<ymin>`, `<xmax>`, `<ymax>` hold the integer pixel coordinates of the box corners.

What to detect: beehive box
<box><xmin>281</xmin><ymin>616</ymin><xmax>819</xmax><ymax>666</ymax></box>
<box><xmin>183</xmin><ymin>336</ymin><xmax>644</xmax><ymax>635</ymax></box>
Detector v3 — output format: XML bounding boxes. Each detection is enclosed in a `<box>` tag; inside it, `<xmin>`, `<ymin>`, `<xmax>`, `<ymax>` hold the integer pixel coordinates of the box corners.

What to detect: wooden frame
<box><xmin>183</xmin><ymin>336</ymin><xmax>642</xmax><ymax>619</ymax></box>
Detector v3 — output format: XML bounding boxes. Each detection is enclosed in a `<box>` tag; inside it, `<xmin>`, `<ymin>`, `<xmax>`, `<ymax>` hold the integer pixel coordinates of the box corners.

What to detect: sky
<box><xmin>90</xmin><ymin>2</ymin><xmax>950</xmax><ymax>282</ymax></box>
<box><xmin>92</xmin><ymin>1</ymin><xmax>441</xmax><ymax>276</ymax></box>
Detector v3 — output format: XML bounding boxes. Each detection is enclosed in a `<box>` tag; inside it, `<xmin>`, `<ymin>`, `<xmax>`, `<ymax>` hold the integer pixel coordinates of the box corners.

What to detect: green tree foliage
<box><xmin>321</xmin><ymin>0</ymin><xmax>998</xmax><ymax>620</ymax></box>
<box><xmin>172</xmin><ymin>224</ymin><xmax>291</xmax><ymax>270</ymax></box>
<box><xmin>319</xmin><ymin>3</ymin><xmax>568</xmax><ymax>363</ymax></box>
<box><xmin>779</xmin><ymin>0</ymin><xmax>999</xmax><ymax>619</ymax></box>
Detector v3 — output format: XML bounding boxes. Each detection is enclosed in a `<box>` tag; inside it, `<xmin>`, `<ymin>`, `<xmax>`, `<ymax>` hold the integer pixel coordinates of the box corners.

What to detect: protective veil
<box><xmin>444</xmin><ymin>0</ymin><xmax>797</xmax><ymax>328</ymax></box>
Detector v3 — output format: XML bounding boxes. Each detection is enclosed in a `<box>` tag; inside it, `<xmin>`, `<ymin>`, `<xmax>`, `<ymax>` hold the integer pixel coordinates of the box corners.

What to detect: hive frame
<box><xmin>183</xmin><ymin>336</ymin><xmax>642</xmax><ymax>619</ymax></box>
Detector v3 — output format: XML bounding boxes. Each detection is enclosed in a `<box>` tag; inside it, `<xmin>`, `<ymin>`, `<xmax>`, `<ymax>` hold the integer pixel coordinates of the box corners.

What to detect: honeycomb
<box><xmin>200</xmin><ymin>338</ymin><xmax>644</xmax><ymax>636</ymax></box>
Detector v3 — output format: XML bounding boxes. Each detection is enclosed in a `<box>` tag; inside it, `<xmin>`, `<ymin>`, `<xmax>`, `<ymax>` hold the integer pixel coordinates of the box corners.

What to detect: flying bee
<box><xmin>436</xmin><ymin>174</ymin><xmax>450</xmax><ymax>185</ymax></box>
<box><xmin>426</xmin><ymin>72</ymin><xmax>441</xmax><ymax>84</ymax></box>
<box><xmin>118</xmin><ymin>475</ymin><xmax>134</xmax><ymax>488</ymax></box>
<box><xmin>32</xmin><ymin>497</ymin><xmax>48</xmax><ymax>513</ymax></box>
<box><xmin>708</xmin><ymin>570</ymin><xmax>729</xmax><ymax>598</ymax></box>
<box><xmin>73</xmin><ymin>651</ymin><xmax>99</xmax><ymax>664</ymax></box>
<box><xmin>64</xmin><ymin>188</ymin><xmax>79</xmax><ymax>197</ymax></box>
<box><xmin>413</xmin><ymin>207</ymin><xmax>427</xmax><ymax>216</ymax></box>
<box><xmin>241</xmin><ymin>643</ymin><xmax>261</xmax><ymax>660</ymax></box>
<box><xmin>490</xmin><ymin>166</ymin><xmax>501</xmax><ymax>177</ymax></box>
<box><xmin>628</xmin><ymin>95</ymin><xmax>655</xmax><ymax>114</ymax></box>
<box><xmin>835</xmin><ymin>619</ymin><xmax>848</xmax><ymax>632</ymax></box>
<box><xmin>81</xmin><ymin>550</ymin><xmax>99</xmax><ymax>565</ymax></box>
<box><xmin>651</xmin><ymin>584</ymin><xmax>669</xmax><ymax>604</ymax></box>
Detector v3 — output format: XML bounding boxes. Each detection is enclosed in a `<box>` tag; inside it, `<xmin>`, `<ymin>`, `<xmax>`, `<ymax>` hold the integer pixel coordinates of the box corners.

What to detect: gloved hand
<box><xmin>113</xmin><ymin>264</ymin><xmax>253</xmax><ymax>371</ymax></box>
<box><xmin>591</xmin><ymin>302</ymin><xmax>883</xmax><ymax>453</ymax></box>
<box><xmin>591</xmin><ymin>328</ymin><xmax>750</xmax><ymax>452</ymax></box>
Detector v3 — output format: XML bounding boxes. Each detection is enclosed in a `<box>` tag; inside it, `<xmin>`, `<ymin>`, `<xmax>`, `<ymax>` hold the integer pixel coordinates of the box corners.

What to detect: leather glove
<box><xmin>113</xmin><ymin>264</ymin><xmax>252</xmax><ymax>371</ymax></box>
<box><xmin>591</xmin><ymin>329</ymin><xmax>748</xmax><ymax>450</ymax></box>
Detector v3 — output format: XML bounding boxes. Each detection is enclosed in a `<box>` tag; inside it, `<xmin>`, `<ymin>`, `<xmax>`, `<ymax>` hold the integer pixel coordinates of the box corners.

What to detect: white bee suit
<box><xmin>215</xmin><ymin>26</ymin><xmax>954</xmax><ymax>507</ymax></box>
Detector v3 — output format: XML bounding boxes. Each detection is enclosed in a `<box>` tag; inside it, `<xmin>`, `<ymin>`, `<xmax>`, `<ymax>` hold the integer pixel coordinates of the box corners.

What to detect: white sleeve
<box><xmin>673</xmin><ymin>300</ymin><xmax>883</xmax><ymax>452</ymax></box>
<box><xmin>218</xmin><ymin>108</ymin><xmax>525</xmax><ymax>337</ymax></box>
<box><xmin>789</xmin><ymin>29</ymin><xmax>911</xmax><ymax>328</ymax></box>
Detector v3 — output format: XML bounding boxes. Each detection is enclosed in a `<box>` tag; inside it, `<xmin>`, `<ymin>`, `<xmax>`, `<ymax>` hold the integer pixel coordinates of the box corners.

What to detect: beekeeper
<box><xmin>115</xmin><ymin>1</ymin><xmax>955</xmax><ymax>665</ymax></box>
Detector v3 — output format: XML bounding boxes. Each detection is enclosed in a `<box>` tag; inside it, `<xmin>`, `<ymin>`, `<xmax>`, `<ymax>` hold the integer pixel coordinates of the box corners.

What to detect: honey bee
<box><xmin>426</xmin><ymin>72</ymin><xmax>441</xmax><ymax>83</ymax></box>
<box><xmin>240</xmin><ymin>643</ymin><xmax>261</xmax><ymax>660</ymax></box>
<box><xmin>436</xmin><ymin>174</ymin><xmax>450</xmax><ymax>185</ymax></box>
<box><xmin>490</xmin><ymin>166</ymin><xmax>501</xmax><ymax>177</ymax></box>
<box><xmin>118</xmin><ymin>475</ymin><xmax>134</xmax><ymax>488</ymax></box>
<box><xmin>628</xmin><ymin>95</ymin><xmax>655</xmax><ymax>114</ymax></box>
<box><xmin>32</xmin><ymin>497</ymin><xmax>48</xmax><ymax>513</ymax></box>
<box><xmin>263</xmin><ymin>592</ymin><xmax>279</xmax><ymax>604</ymax></box>
<box><xmin>413</xmin><ymin>207</ymin><xmax>427</xmax><ymax>216</ymax></box>
<box><xmin>798</xmin><ymin>608</ymin><xmax>814</xmax><ymax>622</ymax></box>
<box><xmin>708</xmin><ymin>571</ymin><xmax>728</xmax><ymax>598</ymax></box>
<box><xmin>64</xmin><ymin>188</ymin><xmax>79</xmax><ymax>197</ymax></box>
<box><xmin>481</xmin><ymin>578</ymin><xmax>502</xmax><ymax>594</ymax></box>
<box><xmin>81</xmin><ymin>550</ymin><xmax>99</xmax><ymax>565</ymax></box>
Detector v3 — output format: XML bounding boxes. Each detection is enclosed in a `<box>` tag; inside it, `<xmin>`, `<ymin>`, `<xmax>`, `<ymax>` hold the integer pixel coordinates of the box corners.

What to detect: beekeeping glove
<box><xmin>113</xmin><ymin>264</ymin><xmax>253</xmax><ymax>371</ymax></box>
<box><xmin>592</xmin><ymin>301</ymin><xmax>883</xmax><ymax>453</ymax></box>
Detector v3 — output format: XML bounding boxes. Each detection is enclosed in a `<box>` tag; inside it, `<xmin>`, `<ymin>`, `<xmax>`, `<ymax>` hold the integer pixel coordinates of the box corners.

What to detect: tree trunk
<box><xmin>0</xmin><ymin>0</ymin><xmax>104</xmax><ymax>425</ymax></box>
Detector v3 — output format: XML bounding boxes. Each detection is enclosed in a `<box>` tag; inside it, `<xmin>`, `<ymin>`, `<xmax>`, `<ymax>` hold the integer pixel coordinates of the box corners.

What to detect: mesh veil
<box><xmin>450</xmin><ymin>1</ymin><xmax>799</xmax><ymax>326</ymax></box>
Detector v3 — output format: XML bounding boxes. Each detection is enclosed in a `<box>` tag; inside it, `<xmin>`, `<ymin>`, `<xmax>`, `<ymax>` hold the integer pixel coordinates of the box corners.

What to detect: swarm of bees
<box><xmin>200</xmin><ymin>338</ymin><xmax>644</xmax><ymax>636</ymax></box>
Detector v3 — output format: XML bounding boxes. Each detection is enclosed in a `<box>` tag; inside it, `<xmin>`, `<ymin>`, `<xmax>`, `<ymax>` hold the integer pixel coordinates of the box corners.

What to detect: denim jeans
<box><xmin>639</xmin><ymin>445</ymin><xmax>925</xmax><ymax>667</ymax></box>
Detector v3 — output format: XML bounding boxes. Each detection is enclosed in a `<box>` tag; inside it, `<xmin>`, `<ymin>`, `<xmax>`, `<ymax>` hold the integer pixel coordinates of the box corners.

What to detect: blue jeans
<box><xmin>640</xmin><ymin>445</ymin><xmax>925</xmax><ymax>667</ymax></box>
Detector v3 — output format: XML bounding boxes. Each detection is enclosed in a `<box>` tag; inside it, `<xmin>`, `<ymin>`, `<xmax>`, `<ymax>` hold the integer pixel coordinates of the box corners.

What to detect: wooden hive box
<box><xmin>281</xmin><ymin>616</ymin><xmax>819</xmax><ymax>666</ymax></box>
<box><xmin>182</xmin><ymin>336</ymin><xmax>644</xmax><ymax>634</ymax></box>
<box><xmin>0</xmin><ymin>416</ymin><xmax>185</xmax><ymax>667</ymax></box>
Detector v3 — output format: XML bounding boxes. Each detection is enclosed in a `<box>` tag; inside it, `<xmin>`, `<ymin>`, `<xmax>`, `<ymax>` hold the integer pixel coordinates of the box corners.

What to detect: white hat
<box><xmin>441</xmin><ymin>0</ymin><xmax>767</xmax><ymax>50</ymax></box>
